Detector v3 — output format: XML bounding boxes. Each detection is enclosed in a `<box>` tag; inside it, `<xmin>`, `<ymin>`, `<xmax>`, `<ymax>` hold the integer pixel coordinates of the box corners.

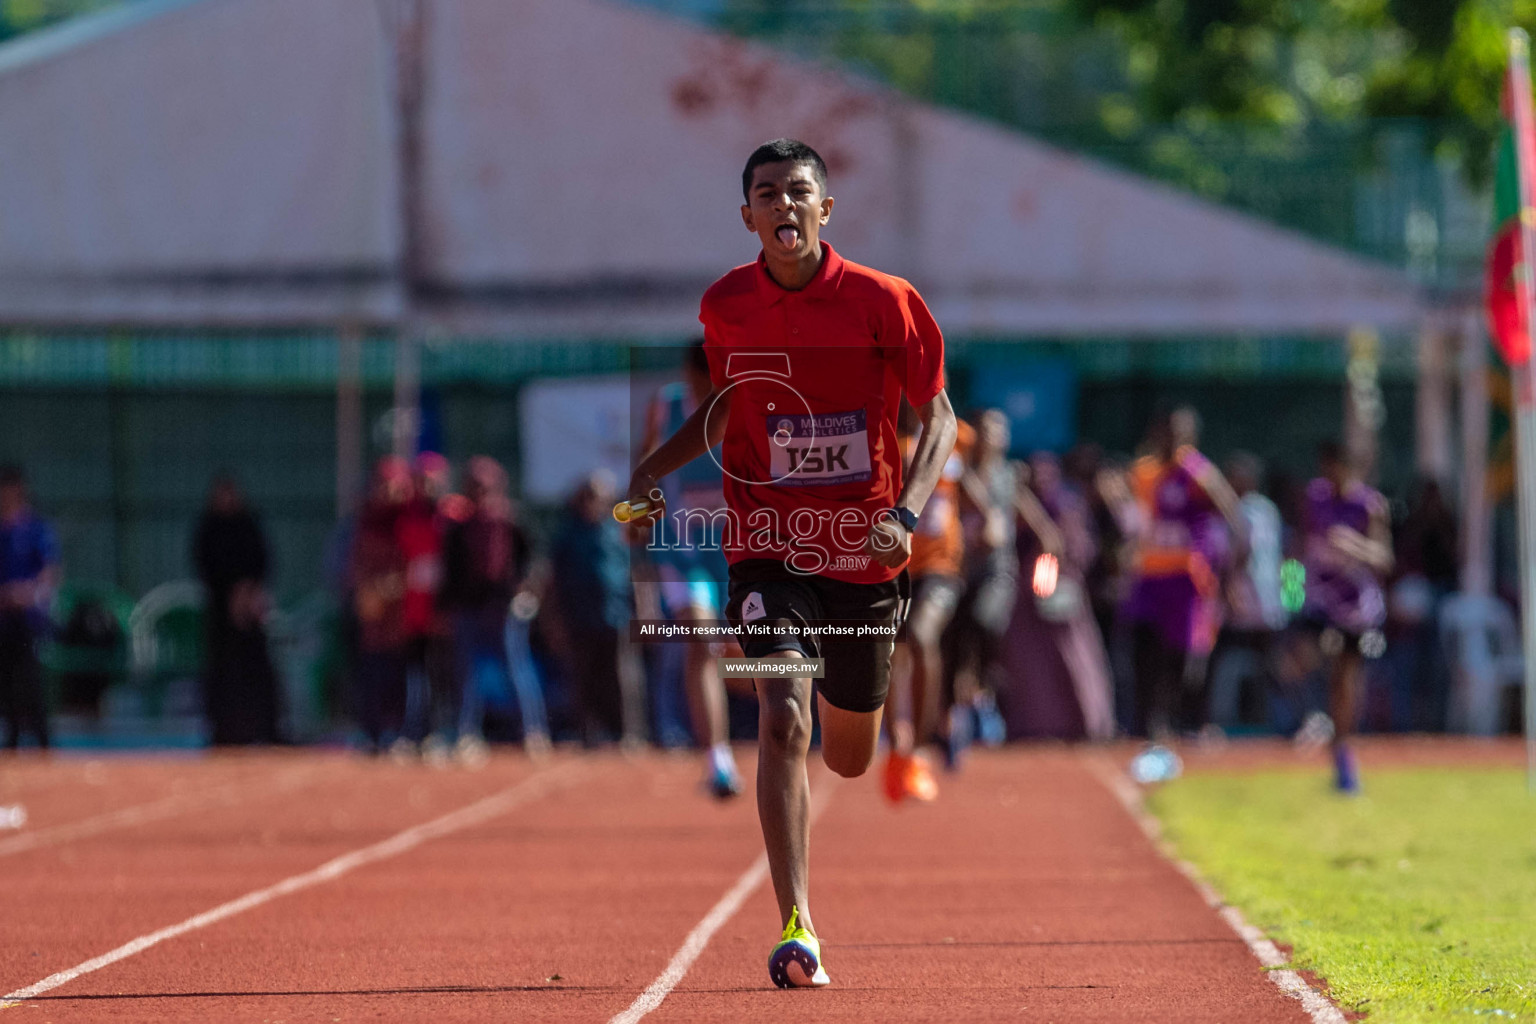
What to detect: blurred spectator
<box><xmin>549</xmin><ymin>470</ymin><xmax>643</xmax><ymax>746</ymax></box>
<box><xmin>999</xmin><ymin>452</ymin><xmax>1115</xmax><ymax>740</ymax></box>
<box><xmin>1206</xmin><ymin>453</ymin><xmax>1286</xmax><ymax>732</ymax></box>
<box><xmin>441</xmin><ymin>455</ymin><xmax>549</xmax><ymax>758</ymax></box>
<box><xmin>946</xmin><ymin>409</ymin><xmax>1022</xmax><ymax>759</ymax></box>
<box><xmin>396</xmin><ymin>452</ymin><xmax>454</xmax><ymax>756</ymax></box>
<box><xmin>52</xmin><ymin>592</ymin><xmax>123</xmax><ymax>721</ymax></box>
<box><xmin>0</xmin><ymin>465</ymin><xmax>58</xmax><ymax>749</ymax></box>
<box><xmin>1065</xmin><ymin>444</ymin><xmax>1142</xmax><ymax>733</ymax></box>
<box><xmin>1383</xmin><ymin>477</ymin><xmax>1457</xmax><ymax>731</ymax></box>
<box><xmin>886</xmin><ymin>410</ymin><xmax>973</xmax><ymax>800</ymax></box>
<box><xmin>349</xmin><ymin>457</ymin><xmax>411</xmax><ymax>754</ymax></box>
<box><xmin>322</xmin><ymin>492</ymin><xmax>362</xmax><ymax>728</ymax></box>
<box><xmin>193</xmin><ymin>475</ymin><xmax>280</xmax><ymax>745</ymax></box>
<box><xmin>1123</xmin><ymin>407</ymin><xmax>1246</xmax><ymax>740</ymax></box>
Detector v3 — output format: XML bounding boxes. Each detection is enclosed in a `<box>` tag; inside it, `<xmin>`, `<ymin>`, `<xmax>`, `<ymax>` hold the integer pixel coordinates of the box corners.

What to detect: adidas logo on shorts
<box><xmin>742</xmin><ymin>592</ymin><xmax>767</xmax><ymax>622</ymax></box>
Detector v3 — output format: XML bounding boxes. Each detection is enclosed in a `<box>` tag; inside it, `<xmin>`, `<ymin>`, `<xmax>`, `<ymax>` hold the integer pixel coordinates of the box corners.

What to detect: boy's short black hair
<box><xmin>741</xmin><ymin>139</ymin><xmax>828</xmax><ymax>201</ymax></box>
<box><xmin>1316</xmin><ymin>440</ymin><xmax>1344</xmax><ymax>466</ymax></box>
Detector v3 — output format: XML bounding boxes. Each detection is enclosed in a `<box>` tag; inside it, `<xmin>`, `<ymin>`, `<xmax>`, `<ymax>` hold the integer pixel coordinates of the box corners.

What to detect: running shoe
<box><xmin>0</xmin><ymin>805</ymin><xmax>26</xmax><ymax>830</ymax></box>
<box><xmin>974</xmin><ymin>694</ymin><xmax>1008</xmax><ymax>747</ymax></box>
<box><xmin>523</xmin><ymin>731</ymin><xmax>553</xmax><ymax>762</ymax></box>
<box><xmin>1293</xmin><ymin>711</ymin><xmax>1335</xmax><ymax>751</ymax></box>
<box><xmin>455</xmin><ymin>734</ymin><xmax>490</xmax><ymax>769</ymax></box>
<box><xmin>768</xmin><ymin>907</ymin><xmax>829</xmax><ymax>988</ymax></box>
<box><xmin>902</xmin><ymin>752</ymin><xmax>939</xmax><ymax>801</ymax></box>
<box><xmin>706</xmin><ymin>762</ymin><xmax>743</xmax><ymax>800</ymax></box>
<box><xmin>1128</xmin><ymin>744</ymin><xmax>1183</xmax><ymax>784</ymax></box>
<box><xmin>882</xmin><ymin>750</ymin><xmax>940</xmax><ymax>803</ymax></box>
<box><xmin>1332</xmin><ymin>743</ymin><xmax>1360</xmax><ymax>795</ymax></box>
<box><xmin>420</xmin><ymin>733</ymin><xmax>452</xmax><ymax>768</ymax></box>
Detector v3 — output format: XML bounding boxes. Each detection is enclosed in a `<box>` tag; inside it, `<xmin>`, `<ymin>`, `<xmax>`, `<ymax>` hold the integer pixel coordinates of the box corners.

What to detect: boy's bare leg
<box><xmin>819</xmin><ymin>695</ymin><xmax>881</xmax><ymax>779</ymax></box>
<box><xmin>756</xmin><ymin>652</ymin><xmax>883</xmax><ymax>937</ymax></box>
<box><xmin>888</xmin><ymin>597</ymin><xmax>947</xmax><ymax>756</ymax></box>
<box><xmin>755</xmin><ymin>652</ymin><xmax>816</xmax><ymax>934</ymax></box>
<box><xmin>1330</xmin><ymin>648</ymin><xmax>1365</xmax><ymax>747</ymax></box>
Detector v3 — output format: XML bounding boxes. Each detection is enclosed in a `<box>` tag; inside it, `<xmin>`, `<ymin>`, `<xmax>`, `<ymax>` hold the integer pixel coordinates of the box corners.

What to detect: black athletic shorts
<box><xmin>1293</xmin><ymin>613</ymin><xmax>1386</xmax><ymax>660</ymax></box>
<box><xmin>724</xmin><ymin>558</ymin><xmax>908</xmax><ymax>714</ymax></box>
<box><xmin>898</xmin><ymin>573</ymin><xmax>964</xmax><ymax>640</ymax></box>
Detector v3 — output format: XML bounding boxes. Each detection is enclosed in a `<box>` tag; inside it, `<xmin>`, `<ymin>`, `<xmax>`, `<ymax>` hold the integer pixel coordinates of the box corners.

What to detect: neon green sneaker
<box><xmin>767</xmin><ymin>907</ymin><xmax>830</xmax><ymax>988</ymax></box>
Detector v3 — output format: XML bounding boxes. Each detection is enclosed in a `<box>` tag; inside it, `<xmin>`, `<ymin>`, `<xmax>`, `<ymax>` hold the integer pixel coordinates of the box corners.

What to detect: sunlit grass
<box><xmin>1149</xmin><ymin>767</ymin><xmax>1536</xmax><ymax>1022</ymax></box>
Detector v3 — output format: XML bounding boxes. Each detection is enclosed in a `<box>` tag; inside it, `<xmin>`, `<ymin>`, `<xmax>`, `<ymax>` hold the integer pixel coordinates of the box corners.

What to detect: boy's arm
<box><xmin>1328</xmin><ymin>502</ymin><xmax>1394</xmax><ymax>577</ymax></box>
<box><xmin>868</xmin><ymin>390</ymin><xmax>958</xmax><ymax>569</ymax></box>
<box><xmin>896</xmin><ymin>390</ymin><xmax>958</xmax><ymax>515</ymax></box>
<box><xmin>1013</xmin><ymin>472</ymin><xmax>1065</xmax><ymax>559</ymax></box>
<box><xmin>624</xmin><ymin>387</ymin><xmax>732</xmax><ymax>519</ymax></box>
<box><xmin>1191</xmin><ymin>458</ymin><xmax>1250</xmax><ymax>557</ymax></box>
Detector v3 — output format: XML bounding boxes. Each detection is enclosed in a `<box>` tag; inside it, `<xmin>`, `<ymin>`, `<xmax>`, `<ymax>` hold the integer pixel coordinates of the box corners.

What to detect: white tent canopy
<box><xmin>0</xmin><ymin>0</ymin><xmax>1426</xmax><ymax>335</ymax></box>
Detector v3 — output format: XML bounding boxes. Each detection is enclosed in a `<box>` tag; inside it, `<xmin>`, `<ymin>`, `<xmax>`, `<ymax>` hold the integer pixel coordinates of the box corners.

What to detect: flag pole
<box><xmin>1504</xmin><ymin>28</ymin><xmax>1536</xmax><ymax>792</ymax></box>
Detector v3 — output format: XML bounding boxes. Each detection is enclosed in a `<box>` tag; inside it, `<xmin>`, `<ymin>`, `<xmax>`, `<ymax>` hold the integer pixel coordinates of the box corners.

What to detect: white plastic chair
<box><xmin>1438</xmin><ymin>593</ymin><xmax>1524</xmax><ymax>735</ymax></box>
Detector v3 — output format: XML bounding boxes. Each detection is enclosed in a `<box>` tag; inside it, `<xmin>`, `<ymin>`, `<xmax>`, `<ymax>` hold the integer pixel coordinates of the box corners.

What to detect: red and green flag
<box><xmin>1487</xmin><ymin>77</ymin><xmax>1536</xmax><ymax>367</ymax></box>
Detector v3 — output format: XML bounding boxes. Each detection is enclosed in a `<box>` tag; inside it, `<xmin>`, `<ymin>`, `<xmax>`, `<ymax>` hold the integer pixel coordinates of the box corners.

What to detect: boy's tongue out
<box><xmin>775</xmin><ymin>225</ymin><xmax>798</xmax><ymax>249</ymax></box>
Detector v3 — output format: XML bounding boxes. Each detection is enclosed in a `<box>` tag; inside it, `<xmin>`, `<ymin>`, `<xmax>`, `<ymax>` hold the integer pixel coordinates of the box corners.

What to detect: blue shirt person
<box><xmin>0</xmin><ymin>465</ymin><xmax>60</xmax><ymax>748</ymax></box>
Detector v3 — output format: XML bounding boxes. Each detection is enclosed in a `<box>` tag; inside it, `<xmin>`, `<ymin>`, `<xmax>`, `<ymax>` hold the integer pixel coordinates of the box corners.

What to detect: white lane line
<box><xmin>0</xmin><ymin>761</ymin><xmax>580</xmax><ymax>1009</ymax></box>
<box><xmin>0</xmin><ymin>765</ymin><xmax>320</xmax><ymax>859</ymax></box>
<box><xmin>1084</xmin><ymin>755</ymin><xmax>1348</xmax><ymax>1024</ymax></box>
<box><xmin>609</xmin><ymin>779</ymin><xmax>838</xmax><ymax>1024</ymax></box>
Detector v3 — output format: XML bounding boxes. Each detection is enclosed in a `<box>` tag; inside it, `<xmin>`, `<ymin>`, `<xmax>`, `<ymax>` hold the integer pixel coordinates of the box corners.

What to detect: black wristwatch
<box><xmin>885</xmin><ymin>506</ymin><xmax>919</xmax><ymax>533</ymax></box>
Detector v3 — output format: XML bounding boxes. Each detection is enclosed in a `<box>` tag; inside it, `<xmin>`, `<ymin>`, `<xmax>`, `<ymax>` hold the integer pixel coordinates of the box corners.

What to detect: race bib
<box><xmin>767</xmin><ymin>409</ymin><xmax>872</xmax><ymax>487</ymax></box>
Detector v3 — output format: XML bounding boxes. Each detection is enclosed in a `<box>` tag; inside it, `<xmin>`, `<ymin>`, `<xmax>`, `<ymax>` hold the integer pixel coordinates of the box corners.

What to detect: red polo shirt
<box><xmin>699</xmin><ymin>242</ymin><xmax>945</xmax><ymax>583</ymax></box>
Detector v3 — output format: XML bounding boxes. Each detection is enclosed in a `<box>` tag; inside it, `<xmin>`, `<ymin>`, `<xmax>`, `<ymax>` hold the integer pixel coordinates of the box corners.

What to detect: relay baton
<box><xmin>613</xmin><ymin>488</ymin><xmax>664</xmax><ymax>523</ymax></box>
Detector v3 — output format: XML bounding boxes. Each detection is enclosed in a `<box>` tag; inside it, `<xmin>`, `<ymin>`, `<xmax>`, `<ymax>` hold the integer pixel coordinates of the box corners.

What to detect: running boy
<box><xmin>1299</xmin><ymin>441</ymin><xmax>1392</xmax><ymax>793</ymax></box>
<box><xmin>625</xmin><ymin>138</ymin><xmax>957</xmax><ymax>989</ymax></box>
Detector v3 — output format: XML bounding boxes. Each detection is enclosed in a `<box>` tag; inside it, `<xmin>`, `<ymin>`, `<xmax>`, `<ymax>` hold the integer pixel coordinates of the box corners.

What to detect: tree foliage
<box><xmin>711</xmin><ymin>0</ymin><xmax>1534</xmax><ymax>247</ymax></box>
<box><xmin>1069</xmin><ymin>0</ymin><xmax>1534</xmax><ymax>182</ymax></box>
<box><xmin>0</xmin><ymin>0</ymin><xmax>122</xmax><ymax>42</ymax></box>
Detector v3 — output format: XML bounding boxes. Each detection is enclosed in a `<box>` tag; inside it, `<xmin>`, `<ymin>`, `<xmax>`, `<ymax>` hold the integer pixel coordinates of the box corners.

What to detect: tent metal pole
<box><xmin>387</xmin><ymin>0</ymin><xmax>426</xmax><ymax>459</ymax></box>
<box><xmin>336</xmin><ymin>324</ymin><xmax>364</xmax><ymax>519</ymax></box>
<box><xmin>1503</xmin><ymin>29</ymin><xmax>1536</xmax><ymax>791</ymax></box>
<box><xmin>1459</xmin><ymin>311</ymin><xmax>1493</xmax><ymax>601</ymax></box>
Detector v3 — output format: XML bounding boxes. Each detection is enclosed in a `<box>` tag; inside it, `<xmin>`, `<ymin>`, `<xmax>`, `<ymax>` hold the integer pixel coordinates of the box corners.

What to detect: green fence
<box><xmin>0</xmin><ymin>330</ymin><xmax>1419</xmax><ymax>601</ymax></box>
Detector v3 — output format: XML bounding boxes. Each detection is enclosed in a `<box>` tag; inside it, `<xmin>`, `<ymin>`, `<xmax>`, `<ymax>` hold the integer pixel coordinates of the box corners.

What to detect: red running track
<box><xmin>0</xmin><ymin>747</ymin><xmax>1328</xmax><ymax>1023</ymax></box>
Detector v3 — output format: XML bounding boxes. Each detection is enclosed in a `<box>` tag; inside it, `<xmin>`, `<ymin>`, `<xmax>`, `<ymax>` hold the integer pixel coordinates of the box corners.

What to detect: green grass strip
<box><xmin>1148</xmin><ymin>767</ymin><xmax>1536</xmax><ymax>1022</ymax></box>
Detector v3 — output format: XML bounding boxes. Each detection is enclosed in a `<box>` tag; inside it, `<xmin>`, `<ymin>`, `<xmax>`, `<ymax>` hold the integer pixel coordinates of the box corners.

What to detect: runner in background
<box><xmin>640</xmin><ymin>341</ymin><xmax>744</xmax><ymax>799</ymax></box>
<box><xmin>945</xmin><ymin>409</ymin><xmax>1024</xmax><ymax>763</ymax></box>
<box><xmin>1298</xmin><ymin>440</ymin><xmax>1392</xmax><ymax>794</ymax></box>
<box><xmin>883</xmin><ymin>410</ymin><xmax>973</xmax><ymax>801</ymax></box>
<box><xmin>1124</xmin><ymin>407</ymin><xmax>1247</xmax><ymax>781</ymax></box>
